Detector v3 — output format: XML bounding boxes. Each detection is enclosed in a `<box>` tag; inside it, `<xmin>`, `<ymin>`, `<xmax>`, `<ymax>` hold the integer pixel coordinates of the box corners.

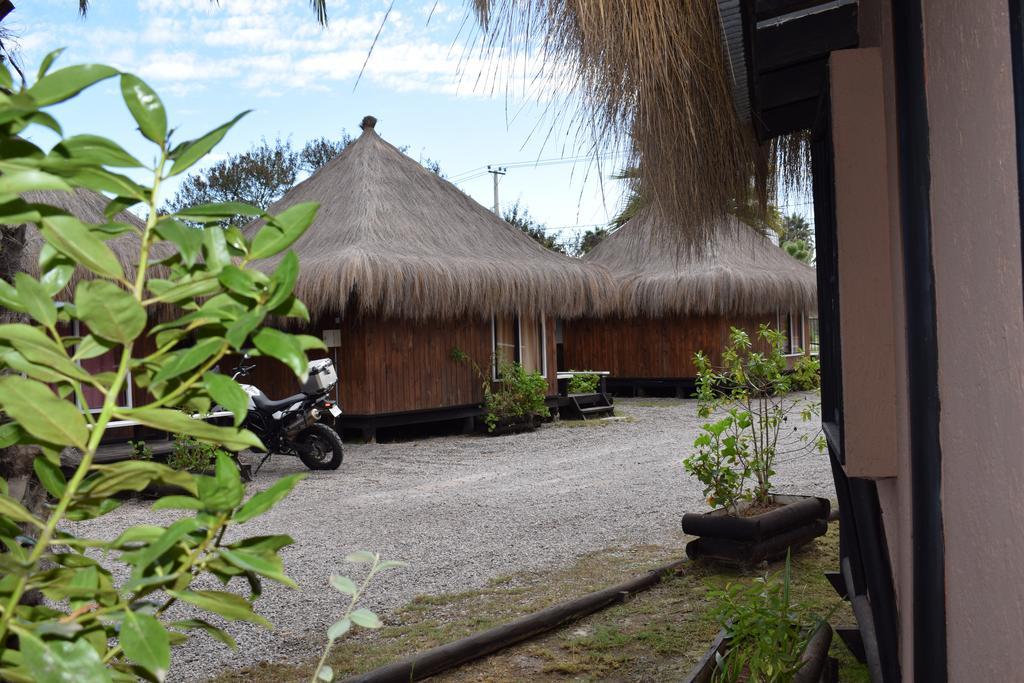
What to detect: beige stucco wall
<box><xmin>924</xmin><ymin>0</ymin><xmax>1024</xmax><ymax>677</ymax></box>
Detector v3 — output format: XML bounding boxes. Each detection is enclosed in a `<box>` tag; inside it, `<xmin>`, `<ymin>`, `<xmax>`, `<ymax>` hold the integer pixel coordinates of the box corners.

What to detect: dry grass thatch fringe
<box><xmin>469</xmin><ymin>0</ymin><xmax>811</xmax><ymax>246</ymax></box>
<box><xmin>584</xmin><ymin>209</ymin><xmax>817</xmax><ymax>317</ymax></box>
<box><xmin>246</xmin><ymin>118</ymin><xmax>619</xmax><ymax>321</ymax></box>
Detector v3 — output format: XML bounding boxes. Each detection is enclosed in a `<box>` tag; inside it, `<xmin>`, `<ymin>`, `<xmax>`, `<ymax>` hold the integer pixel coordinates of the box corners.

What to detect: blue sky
<box><xmin>13</xmin><ymin>0</ymin><xmax>627</xmax><ymax>243</ymax></box>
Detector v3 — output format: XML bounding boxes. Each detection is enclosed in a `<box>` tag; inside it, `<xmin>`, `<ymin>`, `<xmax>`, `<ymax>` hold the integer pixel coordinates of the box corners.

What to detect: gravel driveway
<box><xmin>71</xmin><ymin>395</ymin><xmax>834</xmax><ymax>681</ymax></box>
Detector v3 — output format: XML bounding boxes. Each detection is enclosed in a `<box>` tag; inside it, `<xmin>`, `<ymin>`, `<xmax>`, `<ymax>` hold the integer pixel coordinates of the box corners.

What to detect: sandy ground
<box><xmin>70</xmin><ymin>395</ymin><xmax>834</xmax><ymax>681</ymax></box>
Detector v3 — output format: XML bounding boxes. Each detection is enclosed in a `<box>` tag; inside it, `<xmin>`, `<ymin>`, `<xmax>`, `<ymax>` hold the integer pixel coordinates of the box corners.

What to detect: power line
<box><xmin>448</xmin><ymin>152</ymin><xmax>622</xmax><ymax>183</ymax></box>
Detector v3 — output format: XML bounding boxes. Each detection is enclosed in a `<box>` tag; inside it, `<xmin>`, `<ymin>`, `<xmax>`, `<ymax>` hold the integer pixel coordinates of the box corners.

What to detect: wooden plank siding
<box><xmin>563</xmin><ymin>315</ymin><xmax>783</xmax><ymax>379</ymax></box>
<box><xmin>240</xmin><ymin>315</ymin><xmax>558</xmax><ymax>417</ymax></box>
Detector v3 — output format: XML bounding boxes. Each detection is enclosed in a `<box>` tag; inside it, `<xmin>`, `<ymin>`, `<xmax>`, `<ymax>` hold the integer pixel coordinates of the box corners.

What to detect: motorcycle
<box><xmin>229</xmin><ymin>357</ymin><xmax>344</xmax><ymax>472</ymax></box>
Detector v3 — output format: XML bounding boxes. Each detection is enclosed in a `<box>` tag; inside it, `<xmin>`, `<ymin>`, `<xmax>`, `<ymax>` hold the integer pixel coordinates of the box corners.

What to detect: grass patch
<box><xmin>214</xmin><ymin>527</ymin><xmax>868</xmax><ymax>682</ymax></box>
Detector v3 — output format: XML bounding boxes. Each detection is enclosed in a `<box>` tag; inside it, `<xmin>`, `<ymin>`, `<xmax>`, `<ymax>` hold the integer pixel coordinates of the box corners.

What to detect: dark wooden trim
<box><xmin>754</xmin><ymin>3</ymin><xmax>858</xmax><ymax>72</ymax></box>
<box><xmin>755</xmin><ymin>57</ymin><xmax>829</xmax><ymax>110</ymax></box>
<box><xmin>891</xmin><ymin>0</ymin><xmax>948</xmax><ymax>678</ymax></box>
<box><xmin>1010</xmin><ymin>0</ymin><xmax>1024</xmax><ymax>315</ymax></box>
<box><xmin>754</xmin><ymin>0</ymin><xmax>838</xmax><ymax>21</ymax></box>
<box><xmin>758</xmin><ymin>98</ymin><xmax>821</xmax><ymax>138</ymax></box>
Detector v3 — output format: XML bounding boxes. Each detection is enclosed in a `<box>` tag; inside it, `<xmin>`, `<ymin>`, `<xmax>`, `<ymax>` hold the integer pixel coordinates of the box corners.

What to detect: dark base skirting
<box><xmin>605</xmin><ymin>377</ymin><xmax>698</xmax><ymax>399</ymax></box>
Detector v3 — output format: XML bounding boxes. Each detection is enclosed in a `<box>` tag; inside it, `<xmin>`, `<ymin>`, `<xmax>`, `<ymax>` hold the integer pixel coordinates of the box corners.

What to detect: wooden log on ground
<box><xmin>343</xmin><ymin>558</ymin><xmax>689</xmax><ymax>683</ymax></box>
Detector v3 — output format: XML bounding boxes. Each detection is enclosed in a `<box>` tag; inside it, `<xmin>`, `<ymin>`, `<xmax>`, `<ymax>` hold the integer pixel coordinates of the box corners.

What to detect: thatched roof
<box><xmin>10</xmin><ymin>189</ymin><xmax>147</xmax><ymax>291</ymax></box>
<box><xmin>584</xmin><ymin>210</ymin><xmax>817</xmax><ymax>317</ymax></box>
<box><xmin>470</xmin><ymin>0</ymin><xmax>808</xmax><ymax>244</ymax></box>
<box><xmin>249</xmin><ymin>116</ymin><xmax>616</xmax><ymax>321</ymax></box>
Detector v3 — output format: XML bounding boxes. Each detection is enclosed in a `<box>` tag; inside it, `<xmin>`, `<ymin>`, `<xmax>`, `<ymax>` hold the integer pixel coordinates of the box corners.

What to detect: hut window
<box><xmin>71</xmin><ymin>320</ymin><xmax>133</xmax><ymax>411</ymax></box>
<box><xmin>519</xmin><ymin>317</ymin><xmax>546</xmax><ymax>375</ymax></box>
<box><xmin>777</xmin><ymin>312</ymin><xmax>806</xmax><ymax>355</ymax></box>
<box><xmin>491</xmin><ymin>315</ymin><xmax>547</xmax><ymax>378</ymax></box>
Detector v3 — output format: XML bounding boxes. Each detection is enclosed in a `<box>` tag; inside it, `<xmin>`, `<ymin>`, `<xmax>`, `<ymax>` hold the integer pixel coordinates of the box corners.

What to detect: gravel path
<box><xmin>71</xmin><ymin>395</ymin><xmax>834</xmax><ymax>681</ymax></box>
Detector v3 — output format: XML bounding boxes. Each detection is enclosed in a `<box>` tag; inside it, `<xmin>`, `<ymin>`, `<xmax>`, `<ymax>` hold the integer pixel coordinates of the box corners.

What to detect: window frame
<box><xmin>491</xmin><ymin>314</ymin><xmax>547</xmax><ymax>380</ymax></box>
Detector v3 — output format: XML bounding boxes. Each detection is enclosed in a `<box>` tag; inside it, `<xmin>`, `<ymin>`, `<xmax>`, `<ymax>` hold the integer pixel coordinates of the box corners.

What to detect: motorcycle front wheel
<box><xmin>295</xmin><ymin>422</ymin><xmax>344</xmax><ymax>470</ymax></box>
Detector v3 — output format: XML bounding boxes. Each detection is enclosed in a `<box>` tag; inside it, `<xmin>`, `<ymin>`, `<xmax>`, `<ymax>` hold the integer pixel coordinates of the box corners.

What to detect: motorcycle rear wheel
<box><xmin>296</xmin><ymin>423</ymin><xmax>344</xmax><ymax>470</ymax></box>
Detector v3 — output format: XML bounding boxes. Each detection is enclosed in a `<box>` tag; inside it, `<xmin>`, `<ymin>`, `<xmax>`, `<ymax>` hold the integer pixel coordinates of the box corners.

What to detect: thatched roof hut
<box><xmin>584</xmin><ymin>210</ymin><xmax>817</xmax><ymax>318</ymax></box>
<box><xmin>564</xmin><ymin>210</ymin><xmax>817</xmax><ymax>395</ymax></box>
<box><xmin>252</xmin><ymin>116</ymin><xmax>615</xmax><ymax>321</ymax></box>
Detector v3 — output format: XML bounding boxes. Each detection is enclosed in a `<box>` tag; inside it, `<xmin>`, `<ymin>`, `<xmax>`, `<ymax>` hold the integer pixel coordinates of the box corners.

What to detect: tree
<box><xmin>77</xmin><ymin>0</ymin><xmax>329</xmax><ymax>24</ymax></box>
<box><xmin>780</xmin><ymin>212</ymin><xmax>813</xmax><ymax>244</ymax></box>
<box><xmin>783</xmin><ymin>239</ymin><xmax>812</xmax><ymax>263</ymax></box>
<box><xmin>299</xmin><ymin>133</ymin><xmax>353</xmax><ymax>172</ymax></box>
<box><xmin>164</xmin><ymin>137</ymin><xmax>300</xmax><ymax>223</ymax></box>
<box><xmin>575</xmin><ymin>227</ymin><xmax>609</xmax><ymax>255</ymax></box>
<box><xmin>503</xmin><ymin>201</ymin><xmax>565</xmax><ymax>253</ymax></box>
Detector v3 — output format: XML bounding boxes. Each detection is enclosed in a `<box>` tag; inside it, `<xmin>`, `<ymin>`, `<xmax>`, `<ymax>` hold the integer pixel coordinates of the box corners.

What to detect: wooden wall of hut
<box><xmin>240</xmin><ymin>316</ymin><xmax>558</xmax><ymax>418</ymax></box>
<box><xmin>563</xmin><ymin>314</ymin><xmax>810</xmax><ymax>380</ymax></box>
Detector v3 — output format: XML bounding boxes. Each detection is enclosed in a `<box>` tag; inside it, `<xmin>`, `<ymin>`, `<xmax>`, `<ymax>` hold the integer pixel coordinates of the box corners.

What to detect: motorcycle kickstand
<box><xmin>252</xmin><ymin>451</ymin><xmax>273</xmax><ymax>477</ymax></box>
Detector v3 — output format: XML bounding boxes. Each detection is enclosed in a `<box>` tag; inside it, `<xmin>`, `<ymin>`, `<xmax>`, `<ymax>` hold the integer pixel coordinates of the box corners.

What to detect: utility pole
<box><xmin>487</xmin><ymin>165</ymin><xmax>507</xmax><ymax>215</ymax></box>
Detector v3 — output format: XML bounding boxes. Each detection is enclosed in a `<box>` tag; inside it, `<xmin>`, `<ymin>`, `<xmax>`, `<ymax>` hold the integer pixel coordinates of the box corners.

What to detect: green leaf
<box><xmin>151</xmin><ymin>495</ymin><xmax>204</xmax><ymax>511</ymax></box>
<box><xmin>72</xmin><ymin>334</ymin><xmax>116</xmax><ymax>361</ymax></box>
<box><xmin>37</xmin><ymin>243</ymin><xmax>76</xmax><ymax>296</ymax></box>
<box><xmin>83</xmin><ymin>460</ymin><xmax>196</xmax><ymax>499</ymax></box>
<box><xmin>121</xmin><ymin>611</ymin><xmax>170</xmax><ymax>682</ymax></box>
<box><xmin>29</xmin><ymin>63</ymin><xmax>118</xmax><ymax>106</ymax></box>
<box><xmin>13</xmin><ymin>273</ymin><xmax>56</xmax><ymax>328</ymax></box>
<box><xmin>250</xmin><ymin>202</ymin><xmax>318</xmax><ymax>259</ymax></box>
<box><xmin>266</xmin><ymin>251</ymin><xmax>299</xmax><ymax>310</ymax></box>
<box><xmin>376</xmin><ymin>560</ymin><xmax>408</xmax><ymax>572</ymax></box>
<box><xmin>175</xmin><ymin>202</ymin><xmax>263</xmax><ymax>221</ymax></box>
<box><xmin>329</xmin><ymin>575</ymin><xmax>357</xmax><ymax>595</ymax></box>
<box><xmin>123</xmin><ymin>518</ymin><xmax>200</xmax><ymax>577</ymax></box>
<box><xmin>120</xmin><ymin>408</ymin><xmax>263</xmax><ymax>451</ymax></box>
<box><xmin>202</xmin><ymin>225</ymin><xmax>231</xmax><ymax>272</ymax></box>
<box><xmin>54</xmin><ymin>134</ymin><xmax>143</xmax><ymax>168</ymax></box>
<box><xmin>75</xmin><ymin>280</ymin><xmax>145</xmax><ymax>345</ymax></box>
<box><xmin>218</xmin><ymin>548</ymin><xmax>297</xmax><ymax>588</ymax></box>
<box><xmin>204</xmin><ymin>372</ymin><xmax>249</xmax><ymax>427</ymax></box>
<box><xmin>0</xmin><ymin>324</ymin><xmax>90</xmax><ymax>381</ymax></box>
<box><xmin>170</xmin><ymin>619</ymin><xmax>237</xmax><ymax>649</ymax></box>
<box><xmin>225</xmin><ymin>309</ymin><xmax>265</xmax><ymax>349</ymax></box>
<box><xmin>0</xmin><ymin>169</ymin><xmax>71</xmax><ymax>194</ymax></box>
<box><xmin>234</xmin><ymin>473</ymin><xmax>305</xmax><ymax>523</ymax></box>
<box><xmin>350</xmin><ymin>608</ymin><xmax>382</xmax><ymax>629</ymax></box>
<box><xmin>150</xmin><ymin>337</ymin><xmax>223</xmax><ymax>386</ymax></box>
<box><xmin>0</xmin><ymin>494</ymin><xmax>43</xmax><ymax>527</ymax></box>
<box><xmin>0</xmin><ymin>375</ymin><xmax>88</xmax><ymax>449</ymax></box>
<box><xmin>169</xmin><ymin>111</ymin><xmax>250</xmax><ymax>176</ymax></box>
<box><xmin>33</xmin><ymin>456</ymin><xmax>66</xmax><ymax>497</ymax></box>
<box><xmin>345</xmin><ymin>550</ymin><xmax>376</xmax><ymax>564</ymax></box>
<box><xmin>168</xmin><ymin>590</ymin><xmax>272</xmax><ymax>627</ymax></box>
<box><xmin>18</xmin><ymin>630</ymin><xmax>112</xmax><ymax>683</ymax></box>
<box><xmin>39</xmin><ymin>215</ymin><xmax>124</xmax><ymax>280</ymax></box>
<box><xmin>0</xmin><ymin>421</ymin><xmax>27</xmax><ymax>448</ymax></box>
<box><xmin>327</xmin><ymin>618</ymin><xmax>351</xmax><ymax>641</ymax></box>
<box><xmin>62</xmin><ymin>167</ymin><xmax>147</xmax><ymax>200</ymax></box>
<box><xmin>253</xmin><ymin>328</ymin><xmax>307</xmax><ymax>380</ymax></box>
<box><xmin>317</xmin><ymin>664</ymin><xmax>335</xmax><ymax>681</ymax></box>
<box><xmin>120</xmin><ymin>73</ymin><xmax>166</xmax><ymax>144</ymax></box>
<box><xmin>154</xmin><ymin>219</ymin><xmax>203</xmax><ymax>266</ymax></box>
<box><xmin>217</xmin><ymin>265</ymin><xmax>261</xmax><ymax>298</ymax></box>
<box><xmin>37</xmin><ymin>48</ymin><xmax>65</xmax><ymax>79</ymax></box>
<box><xmin>0</xmin><ymin>279</ymin><xmax>24</xmax><ymax>313</ymax></box>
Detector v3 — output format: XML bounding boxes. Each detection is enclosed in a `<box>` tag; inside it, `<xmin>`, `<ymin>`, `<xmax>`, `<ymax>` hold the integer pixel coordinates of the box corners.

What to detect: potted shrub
<box><xmin>685</xmin><ymin>556</ymin><xmax>834</xmax><ymax>683</ymax></box>
<box><xmin>451</xmin><ymin>349</ymin><xmax>550</xmax><ymax>434</ymax></box>
<box><xmin>681</xmin><ymin>325</ymin><xmax>829</xmax><ymax>564</ymax></box>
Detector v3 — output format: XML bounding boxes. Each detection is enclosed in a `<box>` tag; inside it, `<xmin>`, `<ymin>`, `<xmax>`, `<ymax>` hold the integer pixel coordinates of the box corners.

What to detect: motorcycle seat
<box><xmin>252</xmin><ymin>393</ymin><xmax>307</xmax><ymax>412</ymax></box>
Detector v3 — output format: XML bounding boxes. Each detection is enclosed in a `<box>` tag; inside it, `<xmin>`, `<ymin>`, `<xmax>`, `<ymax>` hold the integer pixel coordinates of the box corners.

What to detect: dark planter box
<box><xmin>684</xmin><ymin>623</ymin><xmax>834</xmax><ymax>683</ymax></box>
<box><xmin>681</xmin><ymin>495</ymin><xmax>830</xmax><ymax>564</ymax></box>
<box><xmin>486</xmin><ymin>414</ymin><xmax>539</xmax><ymax>436</ymax></box>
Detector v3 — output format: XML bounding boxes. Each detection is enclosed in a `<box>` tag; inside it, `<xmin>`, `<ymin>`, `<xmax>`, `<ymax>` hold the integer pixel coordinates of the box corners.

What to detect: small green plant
<box><xmin>707</xmin><ymin>554</ymin><xmax>822</xmax><ymax>683</ymax></box>
<box><xmin>311</xmin><ymin>552</ymin><xmax>406</xmax><ymax>682</ymax></box>
<box><xmin>168</xmin><ymin>433</ymin><xmax>224</xmax><ymax>472</ymax></box>
<box><xmin>685</xmin><ymin>325</ymin><xmax>822</xmax><ymax>509</ymax></box>
<box><xmin>567</xmin><ymin>372</ymin><xmax>600</xmax><ymax>394</ymax></box>
<box><xmin>128</xmin><ymin>439</ymin><xmax>153</xmax><ymax>461</ymax></box>
<box><xmin>790</xmin><ymin>354</ymin><xmax>821</xmax><ymax>391</ymax></box>
<box><xmin>451</xmin><ymin>348</ymin><xmax>550</xmax><ymax>432</ymax></box>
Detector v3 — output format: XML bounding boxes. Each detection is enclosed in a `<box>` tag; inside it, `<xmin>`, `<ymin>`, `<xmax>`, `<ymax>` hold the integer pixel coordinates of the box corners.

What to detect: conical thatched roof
<box><xmin>584</xmin><ymin>210</ymin><xmax>817</xmax><ymax>317</ymax></box>
<box><xmin>10</xmin><ymin>189</ymin><xmax>147</xmax><ymax>290</ymax></box>
<box><xmin>250</xmin><ymin>116</ymin><xmax>616</xmax><ymax>321</ymax></box>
